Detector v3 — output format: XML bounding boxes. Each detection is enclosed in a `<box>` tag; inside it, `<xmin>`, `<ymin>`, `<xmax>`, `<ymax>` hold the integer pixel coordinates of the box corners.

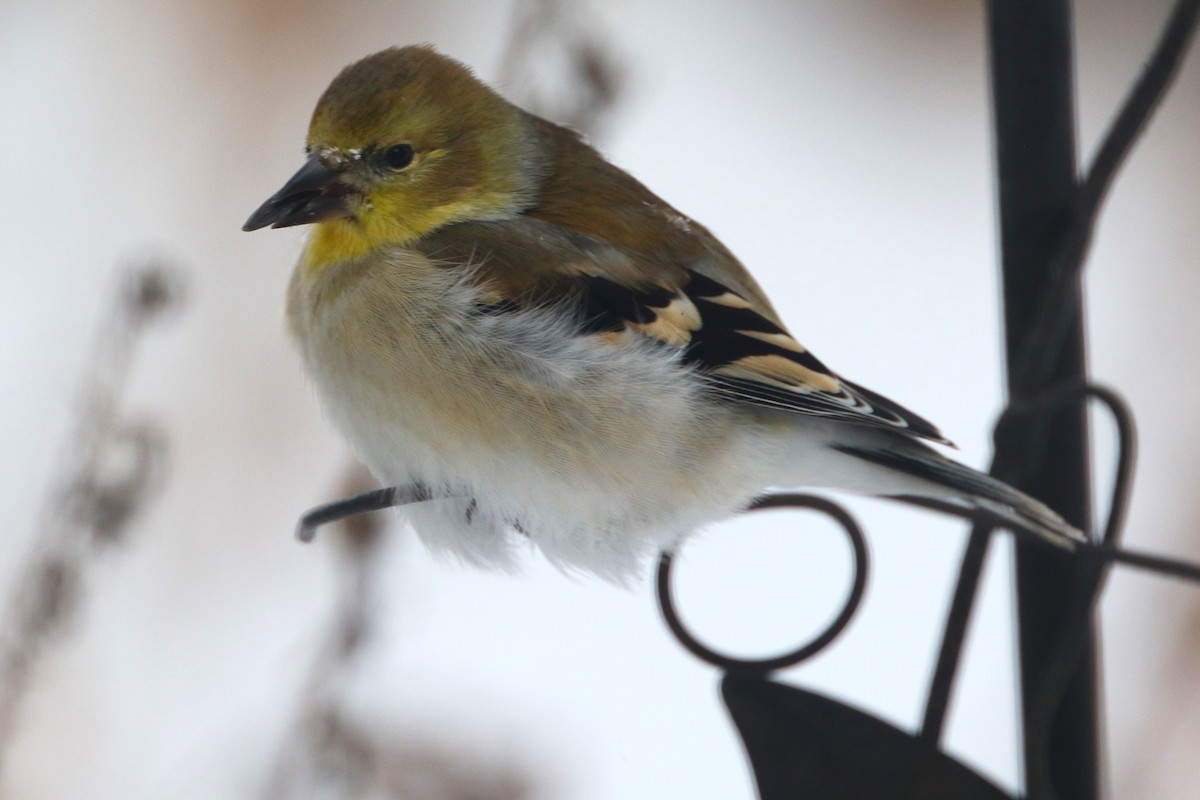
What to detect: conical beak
<box><xmin>243</xmin><ymin>155</ymin><xmax>355</xmax><ymax>231</ymax></box>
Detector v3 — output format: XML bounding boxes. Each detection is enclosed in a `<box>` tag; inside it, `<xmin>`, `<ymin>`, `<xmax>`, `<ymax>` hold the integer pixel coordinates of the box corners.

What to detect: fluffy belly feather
<box><xmin>286</xmin><ymin>252</ymin><xmax>773</xmax><ymax>577</ymax></box>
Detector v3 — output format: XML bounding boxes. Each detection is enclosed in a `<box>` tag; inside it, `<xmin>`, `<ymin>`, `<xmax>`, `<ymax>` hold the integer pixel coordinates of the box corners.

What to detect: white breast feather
<box><xmin>287</xmin><ymin>251</ymin><xmax>797</xmax><ymax>580</ymax></box>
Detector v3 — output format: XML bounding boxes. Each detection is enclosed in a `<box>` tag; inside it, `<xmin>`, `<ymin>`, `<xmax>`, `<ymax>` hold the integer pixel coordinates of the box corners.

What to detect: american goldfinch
<box><xmin>244</xmin><ymin>45</ymin><xmax>1080</xmax><ymax>580</ymax></box>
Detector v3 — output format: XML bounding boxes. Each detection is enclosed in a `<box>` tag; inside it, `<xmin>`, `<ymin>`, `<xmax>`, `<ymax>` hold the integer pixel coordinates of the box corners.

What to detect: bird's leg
<box><xmin>295</xmin><ymin>483</ymin><xmax>432</xmax><ymax>542</ymax></box>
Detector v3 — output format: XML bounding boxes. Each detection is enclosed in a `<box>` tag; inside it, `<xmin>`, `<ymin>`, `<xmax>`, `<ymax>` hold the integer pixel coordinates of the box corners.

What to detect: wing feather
<box><xmin>419</xmin><ymin>219</ymin><xmax>952</xmax><ymax>445</ymax></box>
<box><xmin>571</xmin><ymin>269</ymin><xmax>953</xmax><ymax>445</ymax></box>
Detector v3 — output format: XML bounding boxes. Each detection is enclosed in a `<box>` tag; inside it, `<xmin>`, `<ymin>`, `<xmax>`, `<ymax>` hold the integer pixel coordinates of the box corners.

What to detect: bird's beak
<box><xmin>242</xmin><ymin>154</ymin><xmax>356</xmax><ymax>231</ymax></box>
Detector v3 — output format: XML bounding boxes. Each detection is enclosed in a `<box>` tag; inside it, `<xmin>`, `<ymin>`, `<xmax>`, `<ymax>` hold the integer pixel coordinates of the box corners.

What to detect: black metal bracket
<box><xmin>656</xmin><ymin>494</ymin><xmax>869</xmax><ymax>675</ymax></box>
<box><xmin>648</xmin><ymin>381</ymin><xmax>1199</xmax><ymax>799</ymax></box>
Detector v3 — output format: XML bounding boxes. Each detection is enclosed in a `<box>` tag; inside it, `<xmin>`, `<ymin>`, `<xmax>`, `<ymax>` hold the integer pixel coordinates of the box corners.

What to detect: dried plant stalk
<box><xmin>0</xmin><ymin>263</ymin><xmax>182</xmax><ymax>771</ymax></box>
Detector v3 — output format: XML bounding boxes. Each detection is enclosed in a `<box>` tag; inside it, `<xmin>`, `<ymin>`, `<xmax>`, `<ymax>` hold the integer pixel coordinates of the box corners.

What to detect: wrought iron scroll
<box><xmin>655</xmin><ymin>494</ymin><xmax>869</xmax><ymax>675</ymax></box>
<box><xmin>649</xmin><ymin>384</ymin><xmax>1198</xmax><ymax>800</ymax></box>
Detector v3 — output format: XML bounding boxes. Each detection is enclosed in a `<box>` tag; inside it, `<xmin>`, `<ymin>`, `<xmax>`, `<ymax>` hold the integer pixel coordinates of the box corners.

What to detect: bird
<box><xmin>244</xmin><ymin>45</ymin><xmax>1082</xmax><ymax>581</ymax></box>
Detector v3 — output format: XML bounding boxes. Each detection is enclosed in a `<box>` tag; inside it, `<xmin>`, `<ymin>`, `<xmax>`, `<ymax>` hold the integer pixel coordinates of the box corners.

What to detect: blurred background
<box><xmin>1</xmin><ymin>0</ymin><xmax>1197</xmax><ymax>798</ymax></box>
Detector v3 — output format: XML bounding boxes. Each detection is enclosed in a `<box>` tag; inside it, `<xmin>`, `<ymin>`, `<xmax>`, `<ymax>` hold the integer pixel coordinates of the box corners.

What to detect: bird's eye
<box><xmin>384</xmin><ymin>144</ymin><xmax>415</xmax><ymax>170</ymax></box>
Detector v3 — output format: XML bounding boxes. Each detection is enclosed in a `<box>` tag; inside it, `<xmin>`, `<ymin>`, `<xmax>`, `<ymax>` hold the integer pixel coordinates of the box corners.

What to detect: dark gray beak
<box><xmin>243</xmin><ymin>155</ymin><xmax>355</xmax><ymax>231</ymax></box>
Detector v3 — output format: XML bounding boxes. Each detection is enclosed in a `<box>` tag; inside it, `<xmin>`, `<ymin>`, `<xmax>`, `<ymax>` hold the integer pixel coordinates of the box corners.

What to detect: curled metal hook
<box><xmin>296</xmin><ymin>484</ymin><xmax>432</xmax><ymax>542</ymax></box>
<box><xmin>656</xmin><ymin>494</ymin><xmax>869</xmax><ymax>675</ymax></box>
<box><xmin>999</xmin><ymin>381</ymin><xmax>1135</xmax><ymax>546</ymax></box>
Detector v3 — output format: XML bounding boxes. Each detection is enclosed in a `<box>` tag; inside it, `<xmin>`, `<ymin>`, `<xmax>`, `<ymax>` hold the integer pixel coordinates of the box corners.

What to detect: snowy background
<box><xmin>1</xmin><ymin>1</ymin><xmax>1198</xmax><ymax>798</ymax></box>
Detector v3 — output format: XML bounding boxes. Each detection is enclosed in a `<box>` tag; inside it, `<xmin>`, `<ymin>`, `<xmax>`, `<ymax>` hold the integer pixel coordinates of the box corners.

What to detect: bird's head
<box><xmin>244</xmin><ymin>46</ymin><xmax>546</xmax><ymax>269</ymax></box>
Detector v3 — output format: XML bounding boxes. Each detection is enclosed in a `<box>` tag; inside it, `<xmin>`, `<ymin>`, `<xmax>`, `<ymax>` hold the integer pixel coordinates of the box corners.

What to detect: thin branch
<box><xmin>496</xmin><ymin>0</ymin><xmax>624</xmax><ymax>139</ymax></box>
<box><xmin>261</xmin><ymin>464</ymin><xmax>388</xmax><ymax>799</ymax></box>
<box><xmin>0</xmin><ymin>263</ymin><xmax>183</xmax><ymax>772</ymax></box>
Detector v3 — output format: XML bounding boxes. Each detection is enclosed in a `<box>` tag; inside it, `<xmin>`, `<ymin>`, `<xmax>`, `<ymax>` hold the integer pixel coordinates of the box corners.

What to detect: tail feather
<box><xmin>832</xmin><ymin>444</ymin><xmax>1085</xmax><ymax>548</ymax></box>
